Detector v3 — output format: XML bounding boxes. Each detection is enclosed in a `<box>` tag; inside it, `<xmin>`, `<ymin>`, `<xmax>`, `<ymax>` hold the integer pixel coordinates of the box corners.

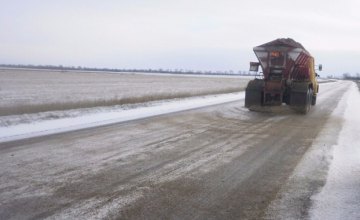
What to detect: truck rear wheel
<box><xmin>302</xmin><ymin>88</ymin><xmax>313</xmax><ymax>114</ymax></box>
<box><xmin>311</xmin><ymin>94</ymin><xmax>317</xmax><ymax>105</ymax></box>
<box><xmin>290</xmin><ymin>85</ymin><xmax>312</xmax><ymax>114</ymax></box>
<box><xmin>245</xmin><ymin>79</ymin><xmax>264</xmax><ymax>110</ymax></box>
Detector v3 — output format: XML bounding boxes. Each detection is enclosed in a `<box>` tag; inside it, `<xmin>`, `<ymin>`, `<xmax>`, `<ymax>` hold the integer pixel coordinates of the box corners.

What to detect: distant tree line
<box><xmin>0</xmin><ymin>64</ymin><xmax>256</xmax><ymax>76</ymax></box>
<box><xmin>343</xmin><ymin>73</ymin><xmax>360</xmax><ymax>80</ymax></box>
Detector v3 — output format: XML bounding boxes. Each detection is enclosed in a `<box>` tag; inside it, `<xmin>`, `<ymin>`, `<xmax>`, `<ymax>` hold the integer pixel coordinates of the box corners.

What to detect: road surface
<box><xmin>0</xmin><ymin>81</ymin><xmax>351</xmax><ymax>219</ymax></box>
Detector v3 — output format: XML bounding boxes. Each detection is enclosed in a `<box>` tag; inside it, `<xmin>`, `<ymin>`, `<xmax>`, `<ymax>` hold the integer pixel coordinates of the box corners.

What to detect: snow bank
<box><xmin>310</xmin><ymin>82</ymin><xmax>360</xmax><ymax>219</ymax></box>
<box><xmin>0</xmin><ymin>92</ymin><xmax>244</xmax><ymax>143</ymax></box>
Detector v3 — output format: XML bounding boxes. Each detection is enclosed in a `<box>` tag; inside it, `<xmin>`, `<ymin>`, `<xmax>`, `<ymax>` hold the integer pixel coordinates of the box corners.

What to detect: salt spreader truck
<box><xmin>245</xmin><ymin>38</ymin><xmax>322</xmax><ymax>114</ymax></box>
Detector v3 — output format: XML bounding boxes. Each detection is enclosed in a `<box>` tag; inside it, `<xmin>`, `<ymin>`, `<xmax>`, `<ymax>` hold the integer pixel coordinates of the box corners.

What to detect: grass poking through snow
<box><xmin>0</xmin><ymin>87</ymin><xmax>243</xmax><ymax>116</ymax></box>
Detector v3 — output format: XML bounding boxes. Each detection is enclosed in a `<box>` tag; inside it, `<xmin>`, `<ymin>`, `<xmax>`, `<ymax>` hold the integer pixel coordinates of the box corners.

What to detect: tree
<box><xmin>343</xmin><ymin>73</ymin><xmax>350</xmax><ymax>79</ymax></box>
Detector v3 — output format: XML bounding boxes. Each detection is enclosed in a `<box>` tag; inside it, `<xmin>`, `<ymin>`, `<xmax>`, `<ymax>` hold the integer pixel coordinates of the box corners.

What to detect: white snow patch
<box><xmin>0</xmin><ymin>92</ymin><xmax>244</xmax><ymax>143</ymax></box>
<box><xmin>310</xmin><ymin>82</ymin><xmax>360</xmax><ymax>220</ymax></box>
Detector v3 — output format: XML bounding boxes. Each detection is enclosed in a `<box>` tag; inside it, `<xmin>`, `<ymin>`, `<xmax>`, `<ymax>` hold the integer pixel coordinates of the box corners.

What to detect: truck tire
<box><xmin>245</xmin><ymin>79</ymin><xmax>264</xmax><ymax>110</ymax></box>
<box><xmin>290</xmin><ymin>83</ymin><xmax>312</xmax><ymax>114</ymax></box>
<box><xmin>311</xmin><ymin>94</ymin><xmax>317</xmax><ymax>105</ymax></box>
<box><xmin>302</xmin><ymin>88</ymin><xmax>313</xmax><ymax>113</ymax></box>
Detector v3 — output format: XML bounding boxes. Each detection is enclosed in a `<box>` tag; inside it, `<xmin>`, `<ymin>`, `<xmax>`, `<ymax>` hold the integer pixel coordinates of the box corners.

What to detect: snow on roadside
<box><xmin>310</xmin><ymin>82</ymin><xmax>360</xmax><ymax>220</ymax></box>
<box><xmin>264</xmin><ymin>81</ymin><xmax>349</xmax><ymax>219</ymax></box>
<box><xmin>0</xmin><ymin>92</ymin><xmax>244</xmax><ymax>143</ymax></box>
<box><xmin>317</xmin><ymin>78</ymin><xmax>337</xmax><ymax>83</ymax></box>
<box><xmin>264</xmin><ymin>81</ymin><xmax>353</xmax><ymax>219</ymax></box>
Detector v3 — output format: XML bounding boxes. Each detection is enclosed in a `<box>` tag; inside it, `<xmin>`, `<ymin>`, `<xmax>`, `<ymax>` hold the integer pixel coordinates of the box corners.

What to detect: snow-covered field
<box><xmin>0</xmin><ymin>68</ymin><xmax>250</xmax><ymax>115</ymax></box>
<box><xmin>0</xmin><ymin>68</ymin><xmax>250</xmax><ymax>141</ymax></box>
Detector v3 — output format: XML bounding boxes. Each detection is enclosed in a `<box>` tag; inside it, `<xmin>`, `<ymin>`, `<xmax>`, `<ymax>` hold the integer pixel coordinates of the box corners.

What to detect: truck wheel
<box><xmin>245</xmin><ymin>79</ymin><xmax>264</xmax><ymax>109</ymax></box>
<box><xmin>302</xmin><ymin>88</ymin><xmax>313</xmax><ymax>114</ymax></box>
<box><xmin>291</xmin><ymin>87</ymin><xmax>312</xmax><ymax>114</ymax></box>
<box><xmin>311</xmin><ymin>94</ymin><xmax>317</xmax><ymax>105</ymax></box>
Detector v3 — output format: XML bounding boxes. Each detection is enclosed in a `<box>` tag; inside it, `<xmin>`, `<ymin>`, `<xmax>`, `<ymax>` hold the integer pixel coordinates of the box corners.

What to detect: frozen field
<box><xmin>0</xmin><ymin>68</ymin><xmax>250</xmax><ymax>116</ymax></box>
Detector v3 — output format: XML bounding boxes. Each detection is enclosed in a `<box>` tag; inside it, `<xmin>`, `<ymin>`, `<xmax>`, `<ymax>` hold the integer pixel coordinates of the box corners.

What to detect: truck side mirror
<box><xmin>250</xmin><ymin>62</ymin><xmax>260</xmax><ymax>72</ymax></box>
<box><xmin>319</xmin><ymin>64</ymin><xmax>322</xmax><ymax>71</ymax></box>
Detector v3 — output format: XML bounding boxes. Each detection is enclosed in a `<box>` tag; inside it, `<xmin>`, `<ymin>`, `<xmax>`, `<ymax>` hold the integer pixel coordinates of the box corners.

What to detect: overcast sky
<box><xmin>1</xmin><ymin>0</ymin><xmax>360</xmax><ymax>76</ymax></box>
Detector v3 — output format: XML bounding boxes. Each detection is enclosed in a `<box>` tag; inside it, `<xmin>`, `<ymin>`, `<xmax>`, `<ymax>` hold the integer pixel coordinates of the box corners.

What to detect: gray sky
<box><xmin>1</xmin><ymin>0</ymin><xmax>360</xmax><ymax>76</ymax></box>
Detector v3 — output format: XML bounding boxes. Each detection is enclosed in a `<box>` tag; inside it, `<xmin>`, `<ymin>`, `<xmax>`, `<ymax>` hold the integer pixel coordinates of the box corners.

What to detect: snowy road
<box><xmin>0</xmin><ymin>81</ymin><xmax>358</xmax><ymax>219</ymax></box>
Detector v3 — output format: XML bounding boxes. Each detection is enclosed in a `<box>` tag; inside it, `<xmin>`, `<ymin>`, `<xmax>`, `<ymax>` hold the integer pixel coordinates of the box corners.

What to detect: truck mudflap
<box><xmin>263</xmin><ymin>80</ymin><xmax>283</xmax><ymax>105</ymax></box>
<box><xmin>245</xmin><ymin>79</ymin><xmax>264</xmax><ymax>110</ymax></box>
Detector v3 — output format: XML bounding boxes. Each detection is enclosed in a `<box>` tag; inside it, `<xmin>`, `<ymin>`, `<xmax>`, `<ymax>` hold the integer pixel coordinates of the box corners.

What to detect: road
<box><xmin>0</xmin><ymin>81</ymin><xmax>351</xmax><ymax>219</ymax></box>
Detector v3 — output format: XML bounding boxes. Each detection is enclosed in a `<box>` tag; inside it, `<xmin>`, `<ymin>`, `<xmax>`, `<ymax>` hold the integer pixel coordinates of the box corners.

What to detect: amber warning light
<box><xmin>270</xmin><ymin>51</ymin><xmax>281</xmax><ymax>57</ymax></box>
